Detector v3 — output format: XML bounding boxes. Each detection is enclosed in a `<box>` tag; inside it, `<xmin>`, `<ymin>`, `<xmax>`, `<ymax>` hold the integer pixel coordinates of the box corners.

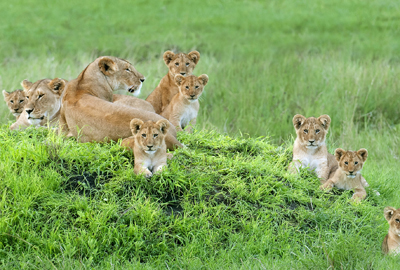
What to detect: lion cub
<box><xmin>2</xmin><ymin>89</ymin><xmax>27</xmax><ymax>119</ymax></box>
<box><xmin>160</xmin><ymin>74</ymin><xmax>208</xmax><ymax>132</ymax></box>
<box><xmin>382</xmin><ymin>207</ymin><xmax>400</xmax><ymax>255</ymax></box>
<box><xmin>121</xmin><ymin>118</ymin><xmax>171</xmax><ymax>178</ymax></box>
<box><xmin>289</xmin><ymin>114</ymin><xmax>337</xmax><ymax>183</ymax></box>
<box><xmin>320</xmin><ymin>148</ymin><xmax>369</xmax><ymax>201</ymax></box>
<box><xmin>146</xmin><ymin>50</ymin><xmax>200</xmax><ymax>114</ymax></box>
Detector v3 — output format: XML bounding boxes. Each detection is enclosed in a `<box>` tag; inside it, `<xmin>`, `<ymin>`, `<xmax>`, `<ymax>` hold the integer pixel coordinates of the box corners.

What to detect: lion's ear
<box><xmin>99</xmin><ymin>57</ymin><xmax>117</xmax><ymax>76</ymax></box>
<box><xmin>188</xmin><ymin>51</ymin><xmax>200</xmax><ymax>65</ymax></box>
<box><xmin>357</xmin><ymin>148</ymin><xmax>368</xmax><ymax>162</ymax></box>
<box><xmin>130</xmin><ymin>118</ymin><xmax>144</xmax><ymax>135</ymax></box>
<box><xmin>48</xmin><ymin>78</ymin><xmax>67</xmax><ymax>95</ymax></box>
<box><xmin>318</xmin><ymin>115</ymin><xmax>331</xmax><ymax>130</ymax></box>
<box><xmin>2</xmin><ymin>90</ymin><xmax>9</xmax><ymax>99</ymax></box>
<box><xmin>292</xmin><ymin>114</ymin><xmax>306</xmax><ymax>130</ymax></box>
<box><xmin>21</xmin><ymin>80</ymin><xmax>33</xmax><ymax>91</ymax></box>
<box><xmin>198</xmin><ymin>74</ymin><xmax>209</xmax><ymax>86</ymax></box>
<box><xmin>163</xmin><ymin>51</ymin><xmax>175</xmax><ymax>65</ymax></box>
<box><xmin>384</xmin><ymin>207</ymin><xmax>396</xmax><ymax>221</ymax></box>
<box><xmin>175</xmin><ymin>74</ymin><xmax>185</xmax><ymax>86</ymax></box>
<box><xmin>156</xmin><ymin>119</ymin><xmax>170</xmax><ymax>135</ymax></box>
<box><xmin>334</xmin><ymin>148</ymin><xmax>346</xmax><ymax>162</ymax></box>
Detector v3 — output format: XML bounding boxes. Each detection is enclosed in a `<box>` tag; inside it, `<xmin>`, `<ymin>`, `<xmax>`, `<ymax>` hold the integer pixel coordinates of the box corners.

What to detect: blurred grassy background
<box><xmin>0</xmin><ymin>0</ymin><xmax>399</xmax><ymax>190</ymax></box>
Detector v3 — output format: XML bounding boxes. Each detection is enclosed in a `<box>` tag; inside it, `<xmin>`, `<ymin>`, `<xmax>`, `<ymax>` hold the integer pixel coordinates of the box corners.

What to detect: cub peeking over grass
<box><xmin>289</xmin><ymin>114</ymin><xmax>338</xmax><ymax>184</ymax></box>
<box><xmin>382</xmin><ymin>207</ymin><xmax>400</xmax><ymax>255</ymax></box>
<box><xmin>121</xmin><ymin>118</ymin><xmax>172</xmax><ymax>178</ymax></box>
<box><xmin>3</xmin><ymin>89</ymin><xmax>27</xmax><ymax>119</ymax></box>
<box><xmin>160</xmin><ymin>74</ymin><xmax>208</xmax><ymax>133</ymax></box>
<box><xmin>146</xmin><ymin>50</ymin><xmax>201</xmax><ymax>114</ymax></box>
<box><xmin>320</xmin><ymin>148</ymin><xmax>369</xmax><ymax>201</ymax></box>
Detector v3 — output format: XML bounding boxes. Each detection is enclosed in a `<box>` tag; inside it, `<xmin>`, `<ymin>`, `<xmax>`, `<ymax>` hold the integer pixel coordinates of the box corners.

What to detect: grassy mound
<box><xmin>0</xmin><ymin>126</ymin><xmax>397</xmax><ymax>269</ymax></box>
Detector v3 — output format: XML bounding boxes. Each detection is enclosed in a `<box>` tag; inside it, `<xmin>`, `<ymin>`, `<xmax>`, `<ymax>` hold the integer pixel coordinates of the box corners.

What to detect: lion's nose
<box><xmin>14</xmin><ymin>109</ymin><xmax>19</xmax><ymax>112</ymax></box>
<box><xmin>309</xmin><ymin>140</ymin><xmax>315</xmax><ymax>144</ymax></box>
<box><xmin>190</xmin><ymin>94</ymin><xmax>195</xmax><ymax>98</ymax></box>
<box><xmin>147</xmin><ymin>145</ymin><xmax>153</xmax><ymax>149</ymax></box>
<box><xmin>349</xmin><ymin>171</ymin><xmax>354</xmax><ymax>174</ymax></box>
<box><xmin>26</xmin><ymin>109</ymin><xmax>33</xmax><ymax>114</ymax></box>
<box><xmin>140</xmin><ymin>78</ymin><xmax>145</xmax><ymax>83</ymax></box>
<box><xmin>180</xmin><ymin>73</ymin><xmax>186</xmax><ymax>76</ymax></box>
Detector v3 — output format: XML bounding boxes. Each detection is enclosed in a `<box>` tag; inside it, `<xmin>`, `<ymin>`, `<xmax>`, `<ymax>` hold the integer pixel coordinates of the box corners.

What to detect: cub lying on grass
<box><xmin>10</xmin><ymin>78</ymin><xmax>67</xmax><ymax>130</ymax></box>
<box><xmin>160</xmin><ymin>74</ymin><xmax>208</xmax><ymax>132</ymax></box>
<box><xmin>289</xmin><ymin>114</ymin><xmax>337</xmax><ymax>183</ymax></box>
<box><xmin>320</xmin><ymin>148</ymin><xmax>369</xmax><ymax>201</ymax></box>
<box><xmin>3</xmin><ymin>89</ymin><xmax>27</xmax><ymax>120</ymax></box>
<box><xmin>146</xmin><ymin>50</ymin><xmax>200</xmax><ymax>114</ymax></box>
<box><xmin>382</xmin><ymin>207</ymin><xmax>400</xmax><ymax>255</ymax></box>
<box><xmin>121</xmin><ymin>118</ymin><xmax>172</xmax><ymax>178</ymax></box>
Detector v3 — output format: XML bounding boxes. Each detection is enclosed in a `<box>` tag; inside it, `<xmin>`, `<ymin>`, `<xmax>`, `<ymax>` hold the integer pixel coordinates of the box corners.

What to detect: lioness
<box><xmin>146</xmin><ymin>50</ymin><xmax>200</xmax><ymax>114</ymax></box>
<box><xmin>60</xmin><ymin>56</ymin><xmax>182</xmax><ymax>150</ymax></box>
<box><xmin>160</xmin><ymin>74</ymin><xmax>208</xmax><ymax>132</ymax></box>
<box><xmin>382</xmin><ymin>207</ymin><xmax>400</xmax><ymax>255</ymax></box>
<box><xmin>10</xmin><ymin>78</ymin><xmax>67</xmax><ymax>130</ymax></box>
<box><xmin>289</xmin><ymin>114</ymin><xmax>337</xmax><ymax>183</ymax></box>
<box><xmin>121</xmin><ymin>119</ymin><xmax>172</xmax><ymax>178</ymax></box>
<box><xmin>3</xmin><ymin>89</ymin><xmax>27</xmax><ymax>119</ymax></box>
<box><xmin>320</xmin><ymin>148</ymin><xmax>369</xmax><ymax>201</ymax></box>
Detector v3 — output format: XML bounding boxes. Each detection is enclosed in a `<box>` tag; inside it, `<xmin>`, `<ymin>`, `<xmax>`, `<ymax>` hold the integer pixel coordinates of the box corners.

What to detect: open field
<box><xmin>0</xmin><ymin>0</ymin><xmax>400</xmax><ymax>268</ymax></box>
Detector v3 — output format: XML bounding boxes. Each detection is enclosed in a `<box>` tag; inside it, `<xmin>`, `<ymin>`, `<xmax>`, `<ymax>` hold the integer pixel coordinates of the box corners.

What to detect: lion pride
<box><xmin>59</xmin><ymin>56</ymin><xmax>182</xmax><ymax>150</ymax></box>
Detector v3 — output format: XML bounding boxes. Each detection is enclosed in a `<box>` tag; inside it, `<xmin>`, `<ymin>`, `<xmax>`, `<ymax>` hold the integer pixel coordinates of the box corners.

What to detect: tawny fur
<box><xmin>121</xmin><ymin>119</ymin><xmax>172</xmax><ymax>178</ymax></box>
<box><xmin>288</xmin><ymin>114</ymin><xmax>337</xmax><ymax>183</ymax></box>
<box><xmin>10</xmin><ymin>78</ymin><xmax>67</xmax><ymax>130</ymax></box>
<box><xmin>146</xmin><ymin>50</ymin><xmax>200</xmax><ymax>114</ymax></box>
<box><xmin>160</xmin><ymin>74</ymin><xmax>208</xmax><ymax>132</ymax></box>
<box><xmin>382</xmin><ymin>207</ymin><xmax>400</xmax><ymax>255</ymax></box>
<box><xmin>320</xmin><ymin>148</ymin><xmax>369</xmax><ymax>201</ymax></box>
<box><xmin>2</xmin><ymin>89</ymin><xmax>27</xmax><ymax>119</ymax></box>
<box><xmin>59</xmin><ymin>56</ymin><xmax>182</xmax><ymax>150</ymax></box>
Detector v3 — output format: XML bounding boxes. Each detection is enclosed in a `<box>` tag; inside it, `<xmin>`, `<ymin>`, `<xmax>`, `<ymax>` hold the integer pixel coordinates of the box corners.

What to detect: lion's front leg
<box><xmin>351</xmin><ymin>187</ymin><xmax>366</xmax><ymax>202</ymax></box>
<box><xmin>320</xmin><ymin>179</ymin><xmax>334</xmax><ymax>191</ymax></box>
<box><xmin>288</xmin><ymin>160</ymin><xmax>301</xmax><ymax>174</ymax></box>
<box><xmin>315</xmin><ymin>161</ymin><xmax>330</xmax><ymax>184</ymax></box>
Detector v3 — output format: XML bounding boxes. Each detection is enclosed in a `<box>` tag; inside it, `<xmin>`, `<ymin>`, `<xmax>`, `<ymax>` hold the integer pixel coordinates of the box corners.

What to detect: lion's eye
<box><xmin>316</xmin><ymin>129</ymin><xmax>320</xmax><ymax>134</ymax></box>
<box><xmin>126</xmin><ymin>68</ymin><xmax>130</xmax><ymax>72</ymax></box>
<box><xmin>141</xmin><ymin>134</ymin><xmax>146</xmax><ymax>138</ymax></box>
<box><xmin>19</xmin><ymin>100</ymin><xmax>24</xmax><ymax>103</ymax></box>
<box><xmin>195</xmin><ymin>86</ymin><xmax>199</xmax><ymax>89</ymax></box>
<box><xmin>175</xmin><ymin>63</ymin><xmax>179</xmax><ymax>66</ymax></box>
<box><xmin>345</xmin><ymin>161</ymin><xmax>348</xmax><ymax>165</ymax></box>
<box><xmin>355</xmin><ymin>161</ymin><xmax>358</xmax><ymax>165</ymax></box>
<box><xmin>153</xmin><ymin>134</ymin><xmax>158</xmax><ymax>138</ymax></box>
<box><xmin>10</xmin><ymin>100</ymin><xmax>14</xmax><ymax>104</ymax></box>
<box><xmin>303</xmin><ymin>129</ymin><xmax>308</xmax><ymax>134</ymax></box>
<box><xmin>26</xmin><ymin>96</ymin><xmax>29</xmax><ymax>99</ymax></box>
<box><xmin>396</xmin><ymin>219</ymin><xmax>400</xmax><ymax>223</ymax></box>
<box><xmin>38</xmin><ymin>94</ymin><xmax>44</xmax><ymax>99</ymax></box>
<box><xmin>185</xmin><ymin>62</ymin><xmax>189</xmax><ymax>67</ymax></box>
<box><xmin>185</xmin><ymin>86</ymin><xmax>189</xmax><ymax>90</ymax></box>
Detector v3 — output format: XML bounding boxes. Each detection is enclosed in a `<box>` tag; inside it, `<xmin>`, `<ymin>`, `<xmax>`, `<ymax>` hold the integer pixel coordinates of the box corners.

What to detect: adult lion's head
<box><xmin>97</xmin><ymin>56</ymin><xmax>145</xmax><ymax>96</ymax></box>
<box><xmin>22</xmin><ymin>78</ymin><xmax>67</xmax><ymax>125</ymax></box>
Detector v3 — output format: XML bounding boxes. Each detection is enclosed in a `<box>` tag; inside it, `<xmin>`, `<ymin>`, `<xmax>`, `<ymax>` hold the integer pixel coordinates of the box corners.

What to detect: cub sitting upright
<box><xmin>289</xmin><ymin>114</ymin><xmax>337</xmax><ymax>183</ymax></box>
<box><xmin>160</xmin><ymin>74</ymin><xmax>208</xmax><ymax>132</ymax></box>
<box><xmin>121</xmin><ymin>118</ymin><xmax>171</xmax><ymax>178</ymax></box>
<box><xmin>382</xmin><ymin>207</ymin><xmax>400</xmax><ymax>255</ymax></box>
<box><xmin>320</xmin><ymin>148</ymin><xmax>369</xmax><ymax>201</ymax></box>
<box><xmin>146</xmin><ymin>50</ymin><xmax>200</xmax><ymax>114</ymax></box>
<box><xmin>2</xmin><ymin>89</ymin><xmax>27</xmax><ymax>119</ymax></box>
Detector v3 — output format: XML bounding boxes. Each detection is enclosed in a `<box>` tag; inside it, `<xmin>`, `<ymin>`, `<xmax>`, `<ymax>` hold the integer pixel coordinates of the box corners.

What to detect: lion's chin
<box><xmin>145</xmin><ymin>150</ymin><xmax>156</xmax><ymax>154</ymax></box>
<box><xmin>346</xmin><ymin>174</ymin><xmax>356</xmax><ymax>179</ymax></box>
<box><xmin>128</xmin><ymin>83</ymin><xmax>142</xmax><ymax>97</ymax></box>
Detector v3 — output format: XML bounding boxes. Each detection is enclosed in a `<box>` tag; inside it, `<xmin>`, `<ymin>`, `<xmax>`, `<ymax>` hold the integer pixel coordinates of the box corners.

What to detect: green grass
<box><xmin>0</xmin><ymin>127</ymin><xmax>399</xmax><ymax>269</ymax></box>
<box><xmin>0</xmin><ymin>0</ymin><xmax>400</xmax><ymax>268</ymax></box>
